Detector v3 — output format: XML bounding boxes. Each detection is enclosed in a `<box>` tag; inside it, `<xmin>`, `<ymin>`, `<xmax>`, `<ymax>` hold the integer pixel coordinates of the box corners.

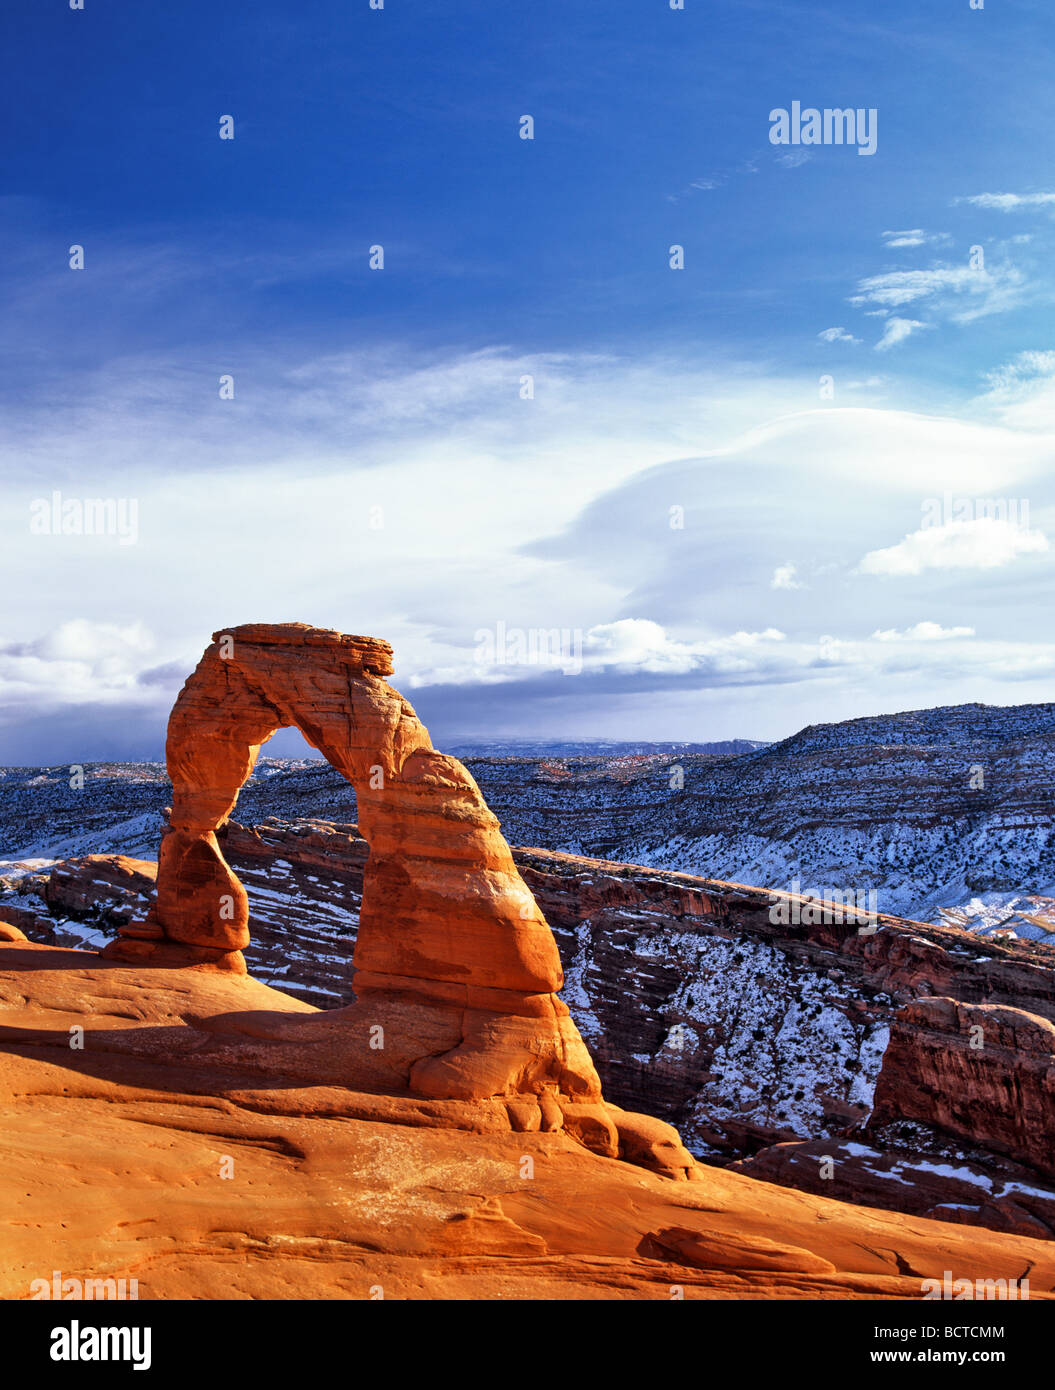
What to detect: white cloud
<box><xmin>818</xmin><ymin>326</ymin><xmax>860</xmax><ymax>344</ymax></box>
<box><xmin>875</xmin><ymin>317</ymin><xmax>929</xmax><ymax>351</ymax></box>
<box><xmin>415</xmin><ymin>619</ymin><xmax>791</xmax><ymax>686</ymax></box>
<box><xmin>962</xmin><ymin>193</ymin><xmax>1055</xmax><ymax>212</ymax></box>
<box><xmin>872</xmin><ymin>621</ymin><xmax>975</xmax><ymax>642</ymax></box>
<box><xmin>408</xmin><ymin>617</ymin><xmax>1055</xmax><ymax>714</ymax></box>
<box><xmin>770</xmin><ymin>564</ymin><xmax>804</xmax><ymax>590</ymax></box>
<box><xmin>982</xmin><ymin>350</ymin><xmax>1055</xmax><ymax>392</ymax></box>
<box><xmin>978</xmin><ymin>350</ymin><xmax>1055</xmax><ymax>430</ymax></box>
<box><xmin>883</xmin><ymin>228</ymin><xmax>925</xmax><ymax>247</ymax></box>
<box><xmin>852</xmin><ymin>264</ymin><xmax>1025</xmax><ymax>322</ymax></box>
<box><xmin>30</xmin><ymin>620</ymin><xmax>154</xmax><ymax>665</ymax></box>
<box><xmin>8</xmin><ymin>333</ymin><xmax>1055</xmax><ymax>746</ymax></box>
<box><xmin>881</xmin><ymin>229</ymin><xmax>950</xmax><ymax>249</ymax></box>
<box><xmin>0</xmin><ymin>621</ymin><xmax>171</xmax><ymax>716</ymax></box>
<box><xmin>859</xmin><ymin>518</ymin><xmax>1049</xmax><ymax>576</ymax></box>
<box><xmin>582</xmin><ymin>620</ymin><xmax>786</xmax><ymax>674</ymax></box>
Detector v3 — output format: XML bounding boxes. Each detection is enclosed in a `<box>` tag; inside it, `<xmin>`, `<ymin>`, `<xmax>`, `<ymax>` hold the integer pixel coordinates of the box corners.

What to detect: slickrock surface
<box><xmin>99</xmin><ymin>623</ymin><xmax>691</xmax><ymax>1177</ymax></box>
<box><xmin>2</xmin><ymin>938</ymin><xmax>1053</xmax><ymax>1301</ymax></box>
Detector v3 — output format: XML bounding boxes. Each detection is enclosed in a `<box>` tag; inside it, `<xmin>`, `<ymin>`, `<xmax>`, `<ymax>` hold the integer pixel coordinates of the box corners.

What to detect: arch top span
<box><xmin>101</xmin><ymin>622</ymin><xmax>698</xmax><ymax>1180</ymax></box>
<box><xmin>164</xmin><ymin>623</ymin><xmax>403</xmax><ymax>832</ymax></box>
<box><xmin>210</xmin><ymin>622</ymin><xmax>395</xmax><ymax>675</ymax></box>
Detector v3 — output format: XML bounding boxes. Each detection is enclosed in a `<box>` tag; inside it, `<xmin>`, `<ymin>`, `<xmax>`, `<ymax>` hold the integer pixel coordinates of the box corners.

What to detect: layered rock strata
<box><xmin>869</xmin><ymin>998</ymin><xmax>1055</xmax><ymax>1178</ymax></box>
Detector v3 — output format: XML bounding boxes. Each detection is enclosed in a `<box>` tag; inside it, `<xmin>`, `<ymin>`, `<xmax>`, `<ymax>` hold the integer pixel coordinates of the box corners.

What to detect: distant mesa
<box><xmin>101</xmin><ymin>621</ymin><xmax>696</xmax><ymax>1179</ymax></box>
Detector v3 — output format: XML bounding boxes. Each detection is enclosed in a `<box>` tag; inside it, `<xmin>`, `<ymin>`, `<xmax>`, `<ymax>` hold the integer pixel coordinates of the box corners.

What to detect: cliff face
<box><xmin>734</xmin><ymin>991</ymin><xmax>1055</xmax><ymax>1241</ymax></box>
<box><xmin>515</xmin><ymin>848</ymin><xmax>892</xmax><ymax>1155</ymax></box>
<box><xmin>870</xmin><ymin>998</ymin><xmax>1055</xmax><ymax>1179</ymax></box>
<box><xmin>11</xmin><ymin>815</ymin><xmax>1055</xmax><ymax>1236</ymax></box>
<box><xmin>514</xmin><ymin>848</ymin><xmax>1055</xmax><ymax>1203</ymax></box>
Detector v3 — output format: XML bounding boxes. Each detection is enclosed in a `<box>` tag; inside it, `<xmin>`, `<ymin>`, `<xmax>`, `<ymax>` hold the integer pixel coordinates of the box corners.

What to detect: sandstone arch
<box><xmin>103</xmin><ymin>623</ymin><xmax>696</xmax><ymax>1177</ymax></box>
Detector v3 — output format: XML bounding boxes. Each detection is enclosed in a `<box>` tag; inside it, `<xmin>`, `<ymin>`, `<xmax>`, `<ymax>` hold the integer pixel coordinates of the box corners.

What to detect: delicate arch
<box><xmin>103</xmin><ymin>623</ymin><xmax>696</xmax><ymax>1179</ymax></box>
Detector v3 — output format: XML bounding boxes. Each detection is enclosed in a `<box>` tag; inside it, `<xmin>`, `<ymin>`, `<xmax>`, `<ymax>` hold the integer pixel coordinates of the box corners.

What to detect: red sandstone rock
<box><xmin>44</xmin><ymin>854</ymin><xmax>157</xmax><ymax>923</ymax></box>
<box><xmin>871</xmin><ymin>996</ymin><xmax>1055</xmax><ymax>1178</ymax></box>
<box><xmin>0</xmin><ymin>903</ymin><xmax>41</xmax><ymax>937</ymax></box>
<box><xmin>101</xmin><ymin>623</ymin><xmax>687</xmax><ymax>1175</ymax></box>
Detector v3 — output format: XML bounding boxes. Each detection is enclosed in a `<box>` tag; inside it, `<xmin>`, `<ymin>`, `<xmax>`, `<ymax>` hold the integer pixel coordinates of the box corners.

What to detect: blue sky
<box><xmin>3</xmin><ymin>0</ymin><xmax>1055</xmax><ymax>760</ymax></box>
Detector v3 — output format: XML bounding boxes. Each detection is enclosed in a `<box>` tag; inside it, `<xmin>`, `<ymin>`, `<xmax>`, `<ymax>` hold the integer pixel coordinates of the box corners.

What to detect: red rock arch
<box><xmin>104</xmin><ymin>623</ymin><xmax>696</xmax><ymax>1177</ymax></box>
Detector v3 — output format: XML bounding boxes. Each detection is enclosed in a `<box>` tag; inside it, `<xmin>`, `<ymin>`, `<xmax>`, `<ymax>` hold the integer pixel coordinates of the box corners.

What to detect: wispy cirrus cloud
<box><xmin>976</xmin><ymin>350</ymin><xmax>1055</xmax><ymax>431</ymax></box>
<box><xmin>875</xmin><ymin>317</ymin><xmax>929</xmax><ymax>351</ymax></box>
<box><xmin>851</xmin><ymin>263</ymin><xmax>1025</xmax><ymax>322</ymax></box>
<box><xmin>881</xmin><ymin>229</ymin><xmax>950</xmax><ymax>249</ymax></box>
<box><xmin>981</xmin><ymin>349</ymin><xmax>1055</xmax><ymax>393</ymax></box>
<box><xmin>961</xmin><ymin>192</ymin><xmax>1055</xmax><ymax>212</ymax></box>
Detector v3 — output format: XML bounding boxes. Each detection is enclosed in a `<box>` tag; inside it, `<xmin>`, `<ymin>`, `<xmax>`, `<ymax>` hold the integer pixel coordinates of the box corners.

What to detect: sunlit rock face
<box><xmin>100</xmin><ymin>622</ymin><xmax>695</xmax><ymax>1180</ymax></box>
